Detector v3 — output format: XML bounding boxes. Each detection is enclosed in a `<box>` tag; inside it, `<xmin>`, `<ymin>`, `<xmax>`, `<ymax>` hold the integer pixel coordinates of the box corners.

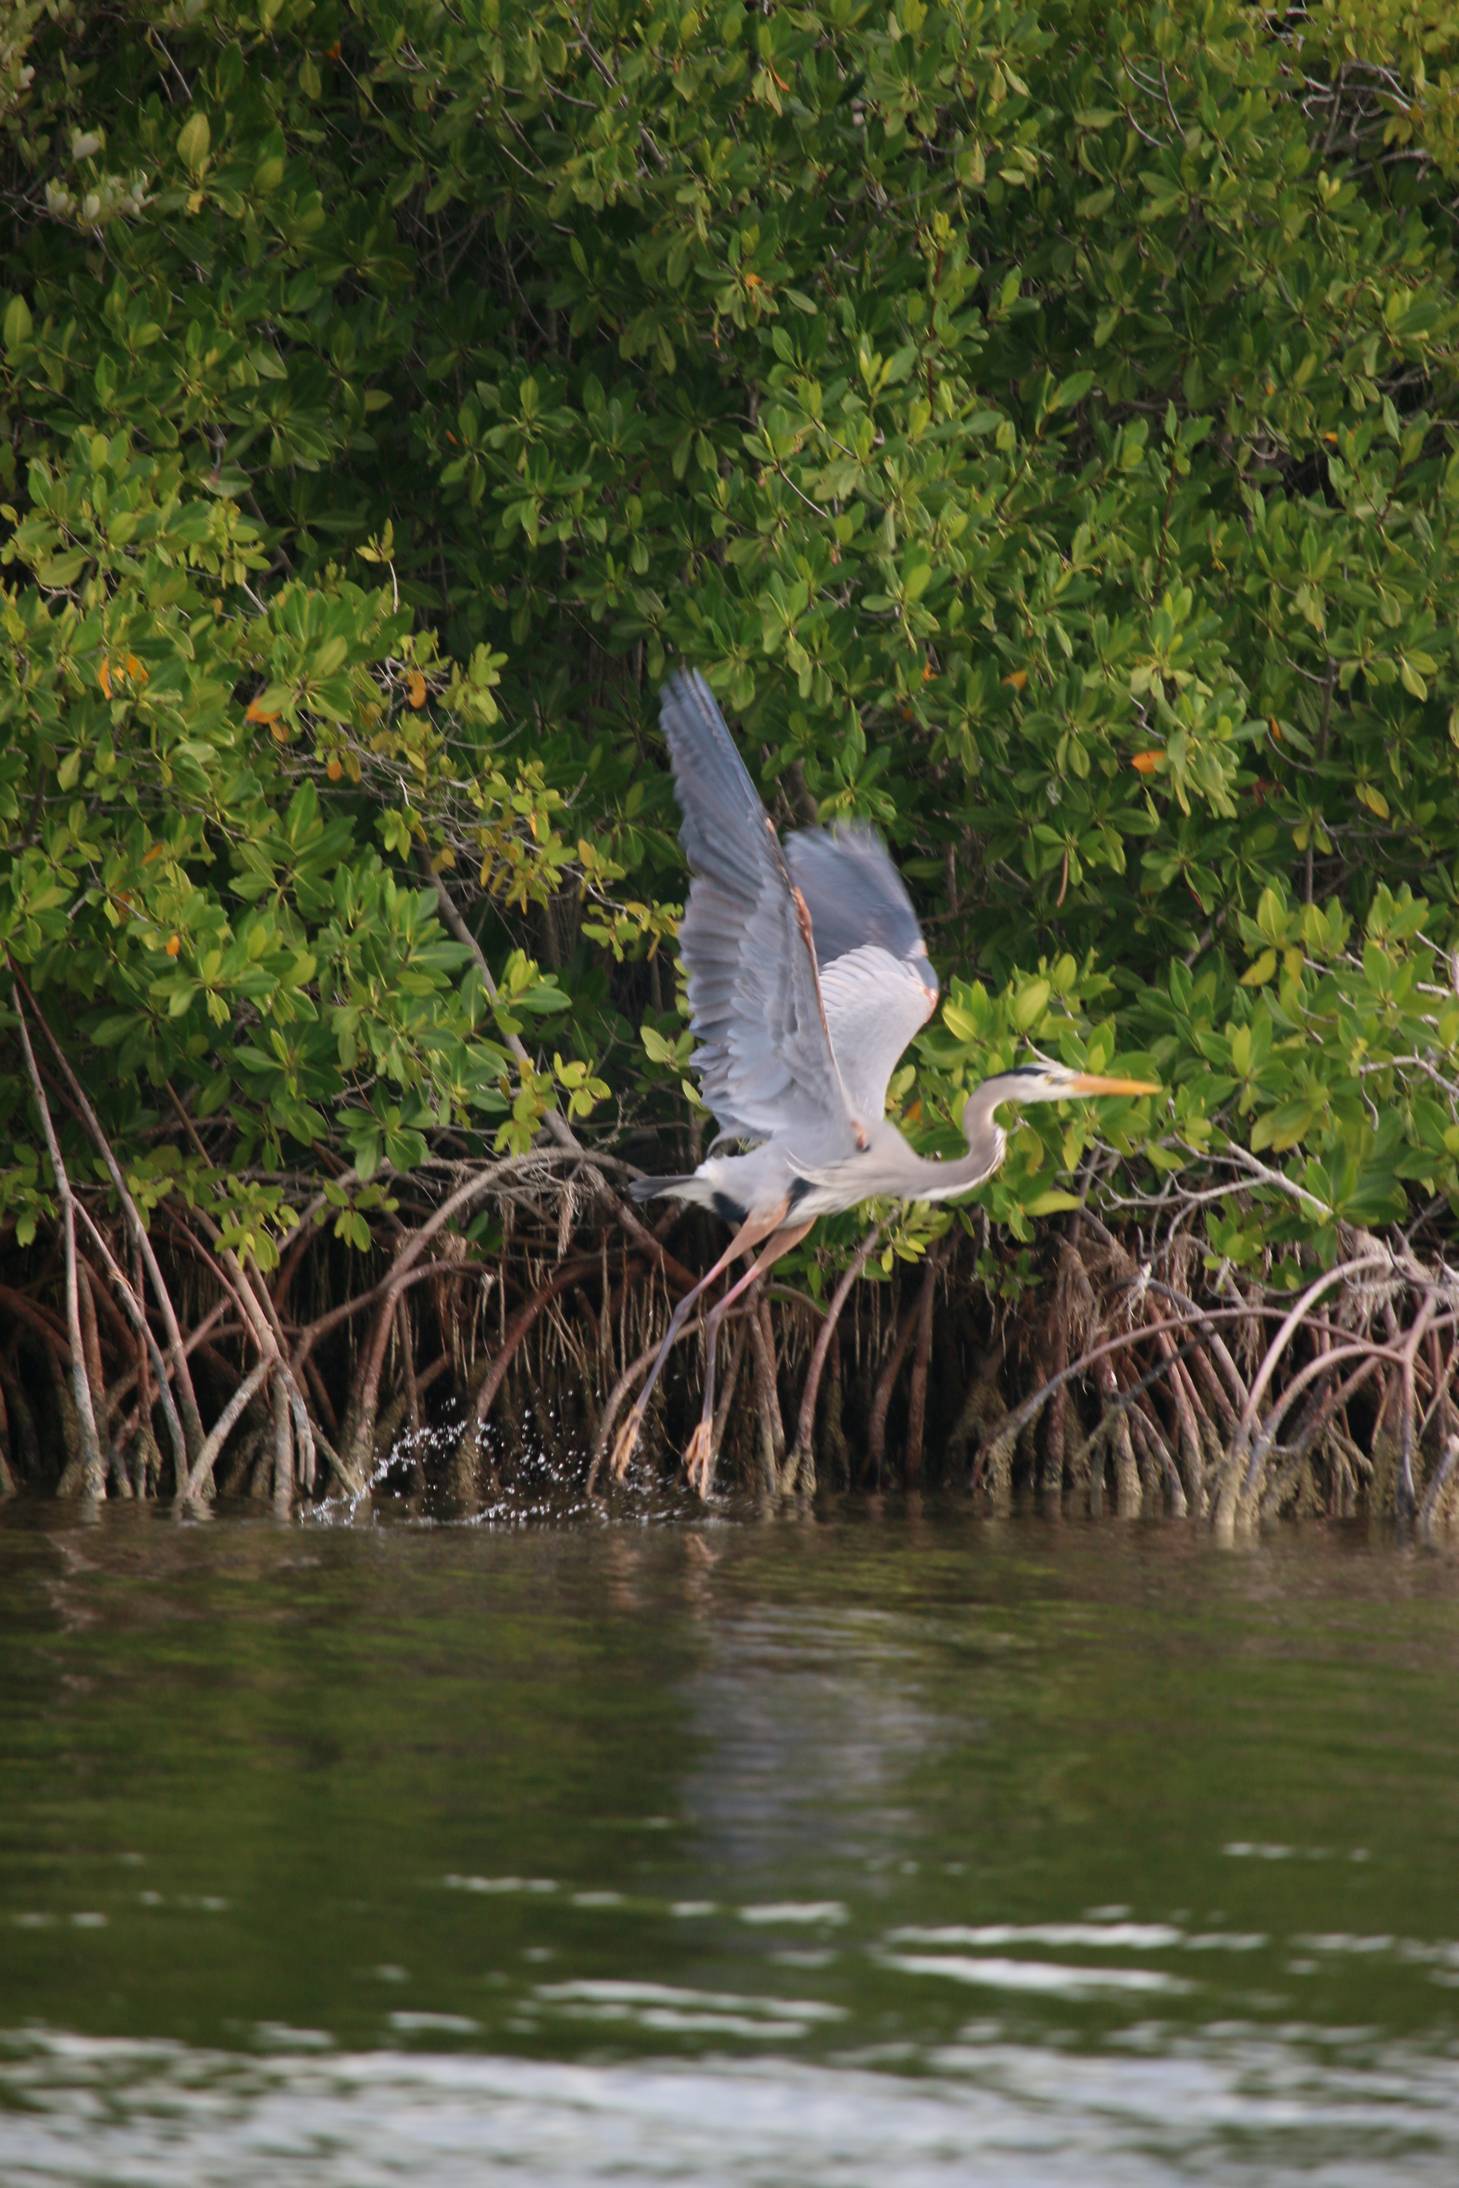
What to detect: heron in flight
<box><xmin>614</xmin><ymin>670</ymin><xmax>1158</xmax><ymax>1487</ymax></box>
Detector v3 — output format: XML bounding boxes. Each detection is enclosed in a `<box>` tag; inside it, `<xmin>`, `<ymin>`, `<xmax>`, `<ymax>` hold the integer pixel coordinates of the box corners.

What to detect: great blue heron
<box><xmin>615</xmin><ymin>670</ymin><xmax>1158</xmax><ymax>1487</ymax></box>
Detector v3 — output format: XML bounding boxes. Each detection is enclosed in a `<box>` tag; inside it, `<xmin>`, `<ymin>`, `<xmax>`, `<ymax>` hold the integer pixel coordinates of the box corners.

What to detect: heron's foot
<box><xmin>684</xmin><ymin>1417</ymin><xmax>715</xmax><ymax>1499</ymax></box>
<box><xmin>609</xmin><ymin>1405</ymin><xmax>645</xmax><ymax>1482</ymax></box>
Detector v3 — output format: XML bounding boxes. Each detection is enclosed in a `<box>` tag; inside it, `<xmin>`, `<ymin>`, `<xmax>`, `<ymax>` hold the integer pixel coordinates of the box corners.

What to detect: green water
<box><xmin>2</xmin><ymin>1498</ymin><xmax>1458</xmax><ymax>2184</ymax></box>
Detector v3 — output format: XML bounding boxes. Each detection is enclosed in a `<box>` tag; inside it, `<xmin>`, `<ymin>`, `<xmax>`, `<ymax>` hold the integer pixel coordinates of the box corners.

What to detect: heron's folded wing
<box><xmin>818</xmin><ymin>945</ymin><xmax>937</xmax><ymax>1123</ymax></box>
<box><xmin>661</xmin><ymin>670</ymin><xmax>862</xmax><ymax>1150</ymax></box>
<box><xmin>784</xmin><ymin>822</ymin><xmax>932</xmax><ymax>972</ymax></box>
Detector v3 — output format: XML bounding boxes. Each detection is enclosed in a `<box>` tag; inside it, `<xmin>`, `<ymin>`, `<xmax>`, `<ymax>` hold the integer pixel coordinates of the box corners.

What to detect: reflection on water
<box><xmin>2</xmin><ymin>1499</ymin><xmax>1459</xmax><ymax>2184</ymax></box>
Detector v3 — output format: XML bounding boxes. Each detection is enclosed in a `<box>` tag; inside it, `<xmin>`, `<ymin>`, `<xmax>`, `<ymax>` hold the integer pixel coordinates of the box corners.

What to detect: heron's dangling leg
<box><xmin>685</xmin><ymin>1222</ymin><xmax>813</xmax><ymax>1497</ymax></box>
<box><xmin>609</xmin><ymin>1210</ymin><xmax>786</xmax><ymax>1480</ymax></box>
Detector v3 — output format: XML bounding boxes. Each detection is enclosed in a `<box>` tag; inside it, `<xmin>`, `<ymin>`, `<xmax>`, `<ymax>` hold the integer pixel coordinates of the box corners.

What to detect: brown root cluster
<box><xmin>970</xmin><ymin>1217</ymin><xmax>1459</xmax><ymax>1531</ymax></box>
<box><xmin>3</xmin><ymin>1050</ymin><xmax>1458</xmax><ymax>1531</ymax></box>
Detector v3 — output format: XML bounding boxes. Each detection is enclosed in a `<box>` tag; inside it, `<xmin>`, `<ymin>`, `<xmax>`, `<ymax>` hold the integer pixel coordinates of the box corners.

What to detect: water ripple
<box><xmin>4</xmin><ymin>2027</ymin><xmax>1457</xmax><ymax>2188</ymax></box>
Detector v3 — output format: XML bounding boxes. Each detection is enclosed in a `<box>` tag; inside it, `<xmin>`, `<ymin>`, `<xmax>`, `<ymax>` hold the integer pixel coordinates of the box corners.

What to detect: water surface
<box><xmin>2</xmin><ymin>1498</ymin><xmax>1458</xmax><ymax>2184</ymax></box>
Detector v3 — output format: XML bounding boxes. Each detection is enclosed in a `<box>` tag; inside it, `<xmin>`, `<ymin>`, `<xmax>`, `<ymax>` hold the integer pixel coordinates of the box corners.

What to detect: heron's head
<box><xmin>987</xmin><ymin>1062</ymin><xmax>1160</xmax><ymax>1110</ymax></box>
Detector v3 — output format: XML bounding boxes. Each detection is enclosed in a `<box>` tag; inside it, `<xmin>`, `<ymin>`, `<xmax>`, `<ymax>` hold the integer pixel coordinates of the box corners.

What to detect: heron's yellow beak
<box><xmin>1067</xmin><ymin>1073</ymin><xmax>1161</xmax><ymax>1097</ymax></box>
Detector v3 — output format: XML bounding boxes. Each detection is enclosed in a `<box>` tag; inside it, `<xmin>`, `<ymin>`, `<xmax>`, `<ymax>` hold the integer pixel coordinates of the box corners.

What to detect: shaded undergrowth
<box><xmin>4</xmin><ymin>1055</ymin><xmax>1456</xmax><ymax>1531</ymax></box>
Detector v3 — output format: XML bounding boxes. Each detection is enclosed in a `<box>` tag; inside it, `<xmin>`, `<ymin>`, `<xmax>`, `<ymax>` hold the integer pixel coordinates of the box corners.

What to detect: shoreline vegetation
<box><xmin>10</xmin><ymin>968</ymin><xmax>1459</xmax><ymax>1527</ymax></box>
<box><xmin>4</xmin><ymin>3</ymin><xmax>1459</xmax><ymax>1521</ymax></box>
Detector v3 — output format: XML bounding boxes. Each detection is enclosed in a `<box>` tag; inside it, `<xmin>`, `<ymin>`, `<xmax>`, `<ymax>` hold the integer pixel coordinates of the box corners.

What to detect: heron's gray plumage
<box><xmin>613</xmin><ymin>670</ymin><xmax>1159</xmax><ymax>1487</ymax></box>
<box><xmin>663</xmin><ymin>669</ymin><xmax>863</xmax><ymax>1148</ymax></box>
<box><xmin>661</xmin><ymin>669</ymin><xmax>939</xmax><ymax>1154</ymax></box>
<box><xmin>634</xmin><ymin>667</ymin><xmax>1157</xmax><ymax>1240</ymax></box>
<box><xmin>817</xmin><ymin>945</ymin><xmax>934</xmax><ymax>1125</ymax></box>
<box><xmin>784</xmin><ymin>822</ymin><xmax>928</xmax><ymax>970</ymax></box>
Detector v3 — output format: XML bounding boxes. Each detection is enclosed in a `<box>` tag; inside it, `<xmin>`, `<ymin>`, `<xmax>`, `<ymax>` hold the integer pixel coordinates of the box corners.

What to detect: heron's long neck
<box><xmin>894</xmin><ymin>1078</ymin><xmax>1010</xmax><ymax>1203</ymax></box>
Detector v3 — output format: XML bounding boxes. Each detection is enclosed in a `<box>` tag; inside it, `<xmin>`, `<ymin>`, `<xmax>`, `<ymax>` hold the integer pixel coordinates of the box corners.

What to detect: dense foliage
<box><xmin>4</xmin><ymin>0</ymin><xmax>1459</xmax><ymax>1499</ymax></box>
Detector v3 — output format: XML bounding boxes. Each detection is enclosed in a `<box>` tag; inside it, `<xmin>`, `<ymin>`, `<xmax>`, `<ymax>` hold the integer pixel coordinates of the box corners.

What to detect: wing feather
<box><xmin>784</xmin><ymin>823</ymin><xmax>931</xmax><ymax>971</ymax></box>
<box><xmin>819</xmin><ymin>946</ymin><xmax>937</xmax><ymax>1123</ymax></box>
<box><xmin>784</xmin><ymin>819</ymin><xmax>939</xmax><ymax>1122</ymax></box>
<box><xmin>660</xmin><ymin>671</ymin><xmax>861</xmax><ymax>1149</ymax></box>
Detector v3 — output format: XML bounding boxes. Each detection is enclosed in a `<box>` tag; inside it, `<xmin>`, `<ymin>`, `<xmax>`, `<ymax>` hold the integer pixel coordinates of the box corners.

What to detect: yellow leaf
<box><xmin>165</xmin><ymin>933</ymin><xmax>181</xmax><ymax>958</ymax></box>
<box><xmin>1241</xmin><ymin>948</ymin><xmax>1278</xmax><ymax>986</ymax></box>
<box><xmin>406</xmin><ymin>669</ymin><xmax>427</xmax><ymax>709</ymax></box>
<box><xmin>326</xmin><ymin>755</ymin><xmax>343</xmax><ymax>781</ymax></box>
<box><xmin>1025</xmin><ymin>1188</ymin><xmax>1083</xmax><ymax>1217</ymax></box>
<box><xmin>246</xmin><ymin>698</ymin><xmax>278</xmax><ymax>725</ymax></box>
<box><xmin>1130</xmin><ymin>749</ymin><xmax>1162</xmax><ymax>774</ymax></box>
<box><xmin>98</xmin><ymin>659</ymin><xmax>113</xmax><ymax>697</ymax></box>
<box><xmin>177</xmin><ymin>112</ymin><xmax>210</xmax><ymax>175</ymax></box>
<box><xmin>1012</xmin><ymin>977</ymin><xmax>1050</xmax><ymax>1031</ymax></box>
<box><xmin>1003</xmin><ymin>668</ymin><xmax>1028</xmax><ymax>691</ymax></box>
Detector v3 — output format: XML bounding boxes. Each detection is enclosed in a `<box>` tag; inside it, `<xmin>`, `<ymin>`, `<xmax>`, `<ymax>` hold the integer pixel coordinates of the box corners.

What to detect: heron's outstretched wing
<box><xmin>661</xmin><ymin>670</ymin><xmax>864</xmax><ymax>1150</ymax></box>
<box><xmin>784</xmin><ymin>822</ymin><xmax>930</xmax><ymax>971</ymax></box>
<box><xmin>817</xmin><ymin>946</ymin><xmax>938</xmax><ymax>1124</ymax></box>
<box><xmin>785</xmin><ymin>822</ymin><xmax>939</xmax><ymax>1122</ymax></box>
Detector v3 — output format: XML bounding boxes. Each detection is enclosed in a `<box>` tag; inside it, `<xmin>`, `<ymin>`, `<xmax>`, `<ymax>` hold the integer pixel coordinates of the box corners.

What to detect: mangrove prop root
<box><xmin>15</xmin><ymin>996</ymin><xmax>104</xmax><ymax>1496</ymax></box>
<box><xmin>905</xmin><ymin>1262</ymin><xmax>937</xmax><ymax>1484</ymax></box>
<box><xmin>750</xmin><ymin>1300</ymin><xmax>784</xmax><ymax>1494</ymax></box>
<box><xmin>705</xmin><ymin>1320</ymin><xmax>749</xmax><ymax>1497</ymax></box>
<box><xmin>1042</xmin><ymin>1316</ymin><xmax>1068</xmax><ymax>1500</ymax></box>
<box><xmin>18</xmin><ymin>976</ymin><xmax>207</xmax><ymax>1465</ymax></box>
<box><xmin>867</xmin><ymin>1302</ymin><xmax>917</xmax><ymax>1479</ymax></box>
<box><xmin>272</xmin><ymin>1371</ymin><xmax>294</xmax><ymax>1514</ymax></box>
<box><xmin>790</xmin><ymin>1224</ymin><xmax>879</xmax><ymax>1477</ymax></box>
<box><xmin>2</xmin><ymin>1148</ymin><xmax>1457</xmax><ymax>1517</ymax></box>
